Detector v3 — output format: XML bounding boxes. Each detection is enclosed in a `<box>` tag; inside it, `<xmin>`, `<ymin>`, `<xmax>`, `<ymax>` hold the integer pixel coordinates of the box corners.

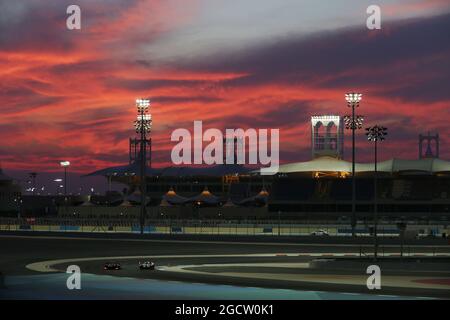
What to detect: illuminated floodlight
<box><xmin>137</xmin><ymin>114</ymin><xmax>152</xmax><ymax>121</ymax></box>
<box><xmin>136</xmin><ymin>98</ymin><xmax>151</xmax><ymax>112</ymax></box>
<box><xmin>134</xmin><ymin>114</ymin><xmax>152</xmax><ymax>133</ymax></box>
<box><xmin>345</xmin><ymin>92</ymin><xmax>362</xmax><ymax>106</ymax></box>
<box><xmin>54</xmin><ymin>178</ymin><xmax>63</xmax><ymax>182</ymax></box>
<box><xmin>366</xmin><ymin>125</ymin><xmax>388</xmax><ymax>142</ymax></box>
<box><xmin>60</xmin><ymin>161</ymin><xmax>70</xmax><ymax>167</ymax></box>
<box><xmin>344</xmin><ymin>115</ymin><xmax>364</xmax><ymax>130</ymax></box>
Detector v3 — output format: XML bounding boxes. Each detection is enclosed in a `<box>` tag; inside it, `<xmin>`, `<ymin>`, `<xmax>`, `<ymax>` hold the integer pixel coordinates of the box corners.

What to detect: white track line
<box><xmin>26</xmin><ymin>252</ymin><xmax>450</xmax><ymax>273</ymax></box>
<box><xmin>26</xmin><ymin>254</ymin><xmax>304</xmax><ymax>272</ymax></box>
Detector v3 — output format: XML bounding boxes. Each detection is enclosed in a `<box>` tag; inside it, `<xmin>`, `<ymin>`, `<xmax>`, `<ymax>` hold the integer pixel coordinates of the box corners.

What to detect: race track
<box><xmin>1</xmin><ymin>233</ymin><xmax>449</xmax><ymax>300</ymax></box>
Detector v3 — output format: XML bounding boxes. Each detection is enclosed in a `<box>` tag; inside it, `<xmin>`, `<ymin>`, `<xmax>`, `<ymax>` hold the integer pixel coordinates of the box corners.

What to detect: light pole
<box><xmin>29</xmin><ymin>172</ymin><xmax>37</xmax><ymax>195</ymax></box>
<box><xmin>366</xmin><ymin>125</ymin><xmax>388</xmax><ymax>261</ymax></box>
<box><xmin>134</xmin><ymin>98</ymin><xmax>152</xmax><ymax>235</ymax></box>
<box><xmin>278</xmin><ymin>210</ymin><xmax>281</xmax><ymax>236</ymax></box>
<box><xmin>53</xmin><ymin>178</ymin><xmax>63</xmax><ymax>195</ymax></box>
<box><xmin>60</xmin><ymin>161</ymin><xmax>70</xmax><ymax>216</ymax></box>
<box><xmin>60</xmin><ymin>161</ymin><xmax>70</xmax><ymax>196</ymax></box>
<box><xmin>15</xmin><ymin>197</ymin><xmax>23</xmax><ymax>219</ymax></box>
<box><xmin>344</xmin><ymin>92</ymin><xmax>363</xmax><ymax>237</ymax></box>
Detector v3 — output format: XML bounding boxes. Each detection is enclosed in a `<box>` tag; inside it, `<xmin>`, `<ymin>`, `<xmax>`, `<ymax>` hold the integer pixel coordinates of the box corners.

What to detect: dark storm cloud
<box><xmin>0</xmin><ymin>86</ymin><xmax>63</xmax><ymax>113</ymax></box>
<box><xmin>0</xmin><ymin>0</ymin><xmax>143</xmax><ymax>52</ymax></box>
<box><xmin>105</xmin><ymin>78</ymin><xmax>205</xmax><ymax>91</ymax></box>
<box><xmin>216</xmin><ymin>100</ymin><xmax>316</xmax><ymax>129</ymax></box>
<box><xmin>380</xmin><ymin>68</ymin><xmax>450</xmax><ymax>103</ymax></box>
<box><xmin>0</xmin><ymin>1</ymin><xmax>75</xmax><ymax>52</ymax></box>
<box><xmin>178</xmin><ymin>14</ymin><xmax>450</xmax><ymax>103</ymax></box>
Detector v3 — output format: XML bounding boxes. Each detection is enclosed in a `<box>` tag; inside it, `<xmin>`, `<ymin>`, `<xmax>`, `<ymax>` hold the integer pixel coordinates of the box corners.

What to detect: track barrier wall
<box><xmin>1</xmin><ymin>218</ymin><xmax>449</xmax><ymax>238</ymax></box>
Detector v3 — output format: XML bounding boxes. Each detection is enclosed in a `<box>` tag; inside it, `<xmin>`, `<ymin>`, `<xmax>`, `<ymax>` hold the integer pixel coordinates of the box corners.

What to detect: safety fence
<box><xmin>0</xmin><ymin>218</ymin><xmax>448</xmax><ymax>237</ymax></box>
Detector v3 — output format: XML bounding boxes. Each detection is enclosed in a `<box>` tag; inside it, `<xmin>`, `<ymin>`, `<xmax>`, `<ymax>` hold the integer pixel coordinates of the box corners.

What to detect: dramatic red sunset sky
<box><xmin>1</xmin><ymin>0</ymin><xmax>449</xmax><ymax>178</ymax></box>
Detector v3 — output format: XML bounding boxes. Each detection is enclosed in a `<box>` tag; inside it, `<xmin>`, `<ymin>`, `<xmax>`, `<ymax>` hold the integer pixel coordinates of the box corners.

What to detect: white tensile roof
<box><xmin>270</xmin><ymin>157</ymin><xmax>450</xmax><ymax>174</ymax></box>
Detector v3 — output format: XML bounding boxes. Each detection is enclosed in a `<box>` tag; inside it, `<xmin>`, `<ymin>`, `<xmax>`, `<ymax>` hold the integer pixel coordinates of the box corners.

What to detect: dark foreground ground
<box><xmin>0</xmin><ymin>231</ymin><xmax>449</xmax><ymax>299</ymax></box>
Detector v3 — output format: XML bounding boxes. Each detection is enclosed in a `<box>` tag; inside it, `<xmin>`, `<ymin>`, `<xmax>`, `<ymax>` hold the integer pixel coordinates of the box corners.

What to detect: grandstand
<box><xmin>265</xmin><ymin>156</ymin><xmax>450</xmax><ymax>220</ymax></box>
<box><xmin>3</xmin><ymin>115</ymin><xmax>449</xmax><ymax>222</ymax></box>
<box><xmin>38</xmin><ymin>156</ymin><xmax>448</xmax><ymax>222</ymax></box>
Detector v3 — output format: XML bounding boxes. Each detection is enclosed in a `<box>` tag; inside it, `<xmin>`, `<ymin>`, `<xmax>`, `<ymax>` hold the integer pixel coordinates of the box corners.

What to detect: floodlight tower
<box><xmin>134</xmin><ymin>98</ymin><xmax>152</xmax><ymax>235</ymax></box>
<box><xmin>366</xmin><ymin>125</ymin><xmax>388</xmax><ymax>261</ymax></box>
<box><xmin>60</xmin><ymin>161</ymin><xmax>70</xmax><ymax>196</ymax></box>
<box><xmin>344</xmin><ymin>92</ymin><xmax>363</xmax><ymax>237</ymax></box>
<box><xmin>419</xmin><ymin>132</ymin><xmax>439</xmax><ymax>159</ymax></box>
<box><xmin>311</xmin><ymin>115</ymin><xmax>344</xmax><ymax>159</ymax></box>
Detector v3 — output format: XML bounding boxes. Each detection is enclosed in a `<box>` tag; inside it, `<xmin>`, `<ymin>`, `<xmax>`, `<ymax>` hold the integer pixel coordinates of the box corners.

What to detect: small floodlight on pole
<box><xmin>134</xmin><ymin>98</ymin><xmax>152</xmax><ymax>235</ymax></box>
<box><xmin>60</xmin><ymin>161</ymin><xmax>70</xmax><ymax>196</ymax></box>
<box><xmin>53</xmin><ymin>178</ymin><xmax>62</xmax><ymax>195</ymax></box>
<box><xmin>366</xmin><ymin>125</ymin><xmax>388</xmax><ymax>261</ymax></box>
<box><xmin>60</xmin><ymin>161</ymin><xmax>70</xmax><ymax>216</ymax></box>
<box><xmin>344</xmin><ymin>92</ymin><xmax>363</xmax><ymax>237</ymax></box>
<box><xmin>29</xmin><ymin>172</ymin><xmax>37</xmax><ymax>195</ymax></box>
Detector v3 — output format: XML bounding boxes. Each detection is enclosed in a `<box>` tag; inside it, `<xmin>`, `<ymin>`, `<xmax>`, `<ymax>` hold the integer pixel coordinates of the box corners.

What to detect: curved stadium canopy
<box><xmin>85</xmin><ymin>162</ymin><xmax>252</xmax><ymax>178</ymax></box>
<box><xmin>85</xmin><ymin>157</ymin><xmax>450</xmax><ymax>178</ymax></box>
<box><xmin>268</xmin><ymin>157</ymin><xmax>450</xmax><ymax>175</ymax></box>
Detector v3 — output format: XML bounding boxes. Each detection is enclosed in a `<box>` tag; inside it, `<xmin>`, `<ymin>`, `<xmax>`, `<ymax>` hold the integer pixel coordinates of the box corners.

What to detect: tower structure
<box><xmin>129</xmin><ymin>137</ymin><xmax>151</xmax><ymax>167</ymax></box>
<box><xmin>419</xmin><ymin>132</ymin><xmax>439</xmax><ymax>159</ymax></box>
<box><xmin>311</xmin><ymin>115</ymin><xmax>344</xmax><ymax>159</ymax></box>
<box><xmin>134</xmin><ymin>98</ymin><xmax>152</xmax><ymax>235</ymax></box>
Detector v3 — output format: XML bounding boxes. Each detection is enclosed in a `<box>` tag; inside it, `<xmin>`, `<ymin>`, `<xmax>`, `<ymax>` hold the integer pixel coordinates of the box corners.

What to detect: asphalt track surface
<box><xmin>1</xmin><ymin>233</ymin><xmax>449</xmax><ymax>299</ymax></box>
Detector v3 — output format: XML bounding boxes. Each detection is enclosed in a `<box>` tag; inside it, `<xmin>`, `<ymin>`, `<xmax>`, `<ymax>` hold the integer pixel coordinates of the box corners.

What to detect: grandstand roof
<box><xmin>85</xmin><ymin>162</ymin><xmax>251</xmax><ymax>177</ymax></box>
<box><xmin>86</xmin><ymin>157</ymin><xmax>450</xmax><ymax>178</ymax></box>
<box><xmin>263</xmin><ymin>157</ymin><xmax>450</xmax><ymax>175</ymax></box>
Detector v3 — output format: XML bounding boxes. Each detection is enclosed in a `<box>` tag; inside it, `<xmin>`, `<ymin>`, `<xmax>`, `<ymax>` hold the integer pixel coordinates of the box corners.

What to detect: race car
<box><xmin>310</xmin><ymin>229</ymin><xmax>330</xmax><ymax>236</ymax></box>
<box><xmin>103</xmin><ymin>262</ymin><xmax>121</xmax><ymax>270</ymax></box>
<box><xmin>139</xmin><ymin>261</ymin><xmax>155</xmax><ymax>270</ymax></box>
